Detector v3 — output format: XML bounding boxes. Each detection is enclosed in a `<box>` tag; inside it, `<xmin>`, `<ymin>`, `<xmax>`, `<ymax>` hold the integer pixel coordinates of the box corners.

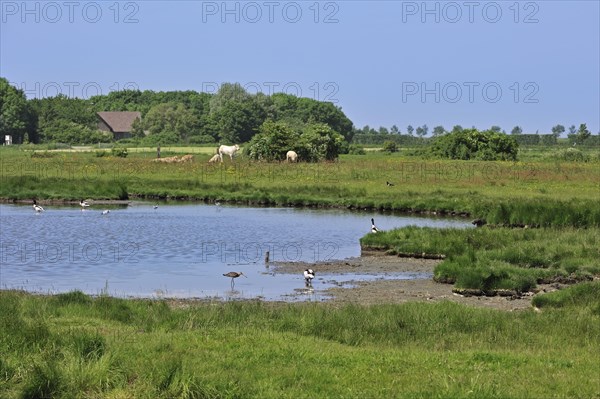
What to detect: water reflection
<box><xmin>0</xmin><ymin>203</ymin><xmax>470</xmax><ymax>301</ymax></box>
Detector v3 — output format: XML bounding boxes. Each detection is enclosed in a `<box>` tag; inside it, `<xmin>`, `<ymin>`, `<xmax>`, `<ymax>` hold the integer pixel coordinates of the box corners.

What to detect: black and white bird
<box><xmin>371</xmin><ymin>218</ymin><xmax>379</xmax><ymax>233</ymax></box>
<box><xmin>386</xmin><ymin>181</ymin><xmax>395</xmax><ymax>187</ymax></box>
<box><xmin>303</xmin><ymin>269</ymin><xmax>315</xmax><ymax>285</ymax></box>
<box><xmin>153</xmin><ymin>203</ymin><xmax>159</xmax><ymax>210</ymax></box>
<box><xmin>223</xmin><ymin>271</ymin><xmax>246</xmax><ymax>288</ymax></box>
<box><xmin>32</xmin><ymin>200</ymin><xmax>44</xmax><ymax>213</ymax></box>
<box><xmin>101</xmin><ymin>210</ymin><xmax>110</xmax><ymax>215</ymax></box>
<box><xmin>80</xmin><ymin>199</ymin><xmax>90</xmax><ymax>208</ymax></box>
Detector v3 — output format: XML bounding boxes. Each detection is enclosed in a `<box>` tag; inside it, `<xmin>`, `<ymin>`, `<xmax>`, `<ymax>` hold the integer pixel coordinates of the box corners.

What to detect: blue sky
<box><xmin>1</xmin><ymin>1</ymin><xmax>598</xmax><ymax>134</ymax></box>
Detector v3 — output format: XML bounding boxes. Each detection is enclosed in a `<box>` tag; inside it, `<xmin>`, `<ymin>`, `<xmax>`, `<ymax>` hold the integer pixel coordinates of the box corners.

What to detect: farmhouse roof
<box><xmin>97</xmin><ymin>111</ymin><xmax>141</xmax><ymax>133</ymax></box>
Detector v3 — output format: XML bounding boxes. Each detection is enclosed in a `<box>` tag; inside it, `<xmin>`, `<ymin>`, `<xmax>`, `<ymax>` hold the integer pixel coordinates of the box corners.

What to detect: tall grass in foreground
<box><xmin>1</xmin><ymin>288</ymin><xmax>599</xmax><ymax>398</ymax></box>
<box><xmin>361</xmin><ymin>226</ymin><xmax>600</xmax><ymax>292</ymax></box>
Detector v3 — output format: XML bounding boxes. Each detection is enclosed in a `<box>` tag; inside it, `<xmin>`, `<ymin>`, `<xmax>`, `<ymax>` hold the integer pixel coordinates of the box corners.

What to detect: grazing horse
<box><xmin>218</xmin><ymin>144</ymin><xmax>240</xmax><ymax>162</ymax></box>
<box><xmin>286</xmin><ymin>150</ymin><xmax>298</xmax><ymax>162</ymax></box>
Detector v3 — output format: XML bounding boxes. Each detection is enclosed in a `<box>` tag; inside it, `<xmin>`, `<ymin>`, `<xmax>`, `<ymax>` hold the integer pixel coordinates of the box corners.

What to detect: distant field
<box><xmin>40</xmin><ymin>146</ymin><xmax>220</xmax><ymax>154</ymax></box>
<box><xmin>1</xmin><ymin>145</ymin><xmax>598</xmax><ymax>226</ymax></box>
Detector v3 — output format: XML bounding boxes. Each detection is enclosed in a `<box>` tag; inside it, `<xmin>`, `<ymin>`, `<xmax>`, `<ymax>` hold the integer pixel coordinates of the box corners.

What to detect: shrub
<box><xmin>111</xmin><ymin>147</ymin><xmax>128</xmax><ymax>158</ymax></box>
<box><xmin>382</xmin><ymin>141</ymin><xmax>398</xmax><ymax>153</ymax></box>
<box><xmin>430</xmin><ymin>129</ymin><xmax>518</xmax><ymax>161</ymax></box>
<box><xmin>553</xmin><ymin>148</ymin><xmax>590</xmax><ymax>162</ymax></box>
<box><xmin>348</xmin><ymin>145</ymin><xmax>366</xmax><ymax>155</ymax></box>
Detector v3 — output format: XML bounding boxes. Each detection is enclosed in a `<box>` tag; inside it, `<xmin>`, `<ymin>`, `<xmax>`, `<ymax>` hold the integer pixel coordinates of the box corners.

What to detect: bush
<box><xmin>297</xmin><ymin>123</ymin><xmax>346</xmax><ymax>162</ymax></box>
<box><xmin>348</xmin><ymin>145</ymin><xmax>366</xmax><ymax>155</ymax></box>
<box><xmin>382</xmin><ymin>141</ymin><xmax>398</xmax><ymax>153</ymax></box>
<box><xmin>553</xmin><ymin>148</ymin><xmax>591</xmax><ymax>162</ymax></box>
<box><xmin>430</xmin><ymin>129</ymin><xmax>518</xmax><ymax>161</ymax></box>
<box><xmin>111</xmin><ymin>147</ymin><xmax>128</xmax><ymax>158</ymax></box>
<box><xmin>245</xmin><ymin>120</ymin><xmax>298</xmax><ymax>161</ymax></box>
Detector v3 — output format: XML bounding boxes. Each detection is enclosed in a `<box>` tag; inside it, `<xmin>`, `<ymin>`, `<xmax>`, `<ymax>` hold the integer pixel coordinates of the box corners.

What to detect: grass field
<box><xmin>1</xmin><ymin>146</ymin><xmax>599</xmax><ymax>226</ymax></box>
<box><xmin>1</xmin><ymin>286</ymin><xmax>599</xmax><ymax>398</ymax></box>
<box><xmin>1</xmin><ymin>144</ymin><xmax>599</xmax><ymax>397</ymax></box>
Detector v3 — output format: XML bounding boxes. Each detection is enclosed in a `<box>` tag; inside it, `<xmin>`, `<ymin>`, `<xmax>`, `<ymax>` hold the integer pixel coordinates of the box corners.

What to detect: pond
<box><xmin>0</xmin><ymin>203</ymin><xmax>472</xmax><ymax>301</ymax></box>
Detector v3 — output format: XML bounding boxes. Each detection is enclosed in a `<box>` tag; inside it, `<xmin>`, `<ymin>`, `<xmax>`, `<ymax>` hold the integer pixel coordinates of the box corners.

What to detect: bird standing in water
<box><xmin>304</xmin><ymin>269</ymin><xmax>315</xmax><ymax>286</ymax></box>
<box><xmin>371</xmin><ymin>218</ymin><xmax>379</xmax><ymax>233</ymax></box>
<box><xmin>223</xmin><ymin>271</ymin><xmax>246</xmax><ymax>289</ymax></box>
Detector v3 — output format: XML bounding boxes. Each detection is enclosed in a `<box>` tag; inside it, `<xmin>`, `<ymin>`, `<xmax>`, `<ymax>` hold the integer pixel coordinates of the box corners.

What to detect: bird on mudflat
<box><xmin>223</xmin><ymin>271</ymin><xmax>246</xmax><ymax>288</ymax></box>
<box><xmin>304</xmin><ymin>269</ymin><xmax>315</xmax><ymax>285</ymax></box>
<box><xmin>371</xmin><ymin>218</ymin><xmax>379</xmax><ymax>233</ymax></box>
<box><xmin>32</xmin><ymin>200</ymin><xmax>44</xmax><ymax>213</ymax></box>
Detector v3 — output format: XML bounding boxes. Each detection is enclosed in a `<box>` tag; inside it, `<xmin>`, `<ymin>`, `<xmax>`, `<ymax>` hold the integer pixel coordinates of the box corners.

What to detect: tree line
<box><xmin>352</xmin><ymin>123</ymin><xmax>596</xmax><ymax>146</ymax></box>
<box><xmin>0</xmin><ymin>78</ymin><xmax>354</xmax><ymax>146</ymax></box>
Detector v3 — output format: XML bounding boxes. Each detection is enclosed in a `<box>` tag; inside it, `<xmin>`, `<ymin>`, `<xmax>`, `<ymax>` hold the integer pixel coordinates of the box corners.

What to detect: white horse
<box><xmin>286</xmin><ymin>150</ymin><xmax>298</xmax><ymax>162</ymax></box>
<box><xmin>218</xmin><ymin>144</ymin><xmax>240</xmax><ymax>162</ymax></box>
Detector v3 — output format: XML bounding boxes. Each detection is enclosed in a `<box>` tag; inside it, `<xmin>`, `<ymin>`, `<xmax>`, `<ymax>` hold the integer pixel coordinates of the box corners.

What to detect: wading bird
<box><xmin>80</xmin><ymin>199</ymin><xmax>90</xmax><ymax>208</ymax></box>
<box><xmin>371</xmin><ymin>218</ymin><xmax>379</xmax><ymax>233</ymax></box>
<box><xmin>304</xmin><ymin>269</ymin><xmax>315</xmax><ymax>286</ymax></box>
<box><xmin>101</xmin><ymin>210</ymin><xmax>110</xmax><ymax>215</ymax></box>
<box><xmin>153</xmin><ymin>204</ymin><xmax>159</xmax><ymax>210</ymax></box>
<box><xmin>32</xmin><ymin>200</ymin><xmax>44</xmax><ymax>213</ymax></box>
<box><xmin>223</xmin><ymin>271</ymin><xmax>246</xmax><ymax>289</ymax></box>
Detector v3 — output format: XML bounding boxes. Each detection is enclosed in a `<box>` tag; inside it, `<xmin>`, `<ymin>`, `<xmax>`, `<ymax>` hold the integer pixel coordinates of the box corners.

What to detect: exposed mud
<box><xmin>272</xmin><ymin>254</ymin><xmax>563</xmax><ymax>311</ymax></box>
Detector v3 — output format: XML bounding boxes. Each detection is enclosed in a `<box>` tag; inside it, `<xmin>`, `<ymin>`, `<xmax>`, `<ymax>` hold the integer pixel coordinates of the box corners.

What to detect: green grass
<box><xmin>1</xmin><ymin>289</ymin><xmax>599</xmax><ymax>398</ymax></box>
<box><xmin>361</xmin><ymin>226</ymin><xmax>600</xmax><ymax>292</ymax></box>
<box><xmin>1</xmin><ymin>147</ymin><xmax>599</xmax><ymax>226</ymax></box>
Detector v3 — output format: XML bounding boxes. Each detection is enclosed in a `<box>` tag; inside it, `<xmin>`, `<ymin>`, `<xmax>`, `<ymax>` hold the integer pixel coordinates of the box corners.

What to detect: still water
<box><xmin>0</xmin><ymin>203</ymin><xmax>471</xmax><ymax>301</ymax></box>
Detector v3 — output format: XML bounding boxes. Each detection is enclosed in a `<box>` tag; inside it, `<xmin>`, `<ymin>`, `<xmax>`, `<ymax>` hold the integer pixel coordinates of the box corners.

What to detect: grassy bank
<box><xmin>1</xmin><ymin>288</ymin><xmax>599</xmax><ymax>398</ymax></box>
<box><xmin>361</xmin><ymin>226</ymin><xmax>600</xmax><ymax>292</ymax></box>
<box><xmin>1</xmin><ymin>148</ymin><xmax>599</xmax><ymax>226</ymax></box>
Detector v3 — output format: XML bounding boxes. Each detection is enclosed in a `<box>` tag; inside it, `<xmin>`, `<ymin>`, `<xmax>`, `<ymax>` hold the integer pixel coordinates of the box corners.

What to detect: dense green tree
<box><xmin>0</xmin><ymin>78</ymin><xmax>36</xmax><ymax>143</ymax></box>
<box><xmin>29</xmin><ymin>94</ymin><xmax>96</xmax><ymax>143</ymax></box>
<box><xmin>432</xmin><ymin>126</ymin><xmax>445</xmax><ymax>136</ymax></box>
<box><xmin>490</xmin><ymin>125</ymin><xmax>502</xmax><ymax>133</ymax></box>
<box><xmin>511</xmin><ymin>126</ymin><xmax>523</xmax><ymax>135</ymax></box>
<box><xmin>143</xmin><ymin>102</ymin><xmax>200</xmax><ymax>142</ymax></box>
<box><xmin>451</xmin><ymin>125</ymin><xmax>463</xmax><ymax>133</ymax></box>
<box><xmin>568</xmin><ymin>125</ymin><xmax>577</xmax><ymax>135</ymax></box>
<box><xmin>415</xmin><ymin>124</ymin><xmax>428</xmax><ymax>138</ymax></box>
<box><xmin>390</xmin><ymin>125</ymin><xmax>400</xmax><ymax>134</ymax></box>
<box><xmin>42</xmin><ymin>120</ymin><xmax>108</xmax><ymax>144</ymax></box>
<box><xmin>406</xmin><ymin>125</ymin><xmax>414</xmax><ymax>136</ymax></box>
<box><xmin>379</xmin><ymin>127</ymin><xmax>389</xmax><ymax>135</ymax></box>
<box><xmin>210</xmin><ymin>84</ymin><xmax>266</xmax><ymax>143</ymax></box>
<box><xmin>551</xmin><ymin>124</ymin><xmax>565</xmax><ymax>138</ymax></box>
<box><xmin>568</xmin><ymin>123</ymin><xmax>591</xmax><ymax>145</ymax></box>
